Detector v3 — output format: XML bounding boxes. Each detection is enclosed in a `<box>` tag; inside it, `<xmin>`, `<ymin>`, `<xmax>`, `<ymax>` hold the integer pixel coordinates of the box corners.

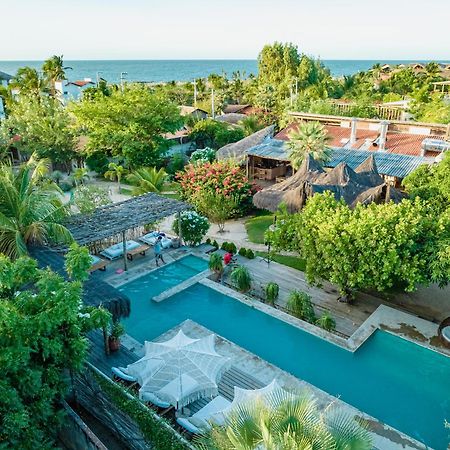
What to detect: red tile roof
<box><xmin>276</xmin><ymin>123</ymin><xmax>442</xmax><ymax>158</ymax></box>
<box><xmin>68</xmin><ymin>80</ymin><xmax>94</xmax><ymax>87</ymax></box>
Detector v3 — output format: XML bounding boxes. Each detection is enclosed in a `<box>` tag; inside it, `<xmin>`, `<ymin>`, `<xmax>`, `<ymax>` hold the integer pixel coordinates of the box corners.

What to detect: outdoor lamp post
<box><xmin>120</xmin><ymin>71</ymin><xmax>128</xmax><ymax>92</ymax></box>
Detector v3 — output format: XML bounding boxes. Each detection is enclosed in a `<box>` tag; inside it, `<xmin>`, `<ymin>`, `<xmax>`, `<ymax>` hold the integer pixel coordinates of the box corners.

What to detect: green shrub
<box><xmin>227</xmin><ymin>242</ymin><xmax>237</xmax><ymax>254</ymax></box>
<box><xmin>172</xmin><ymin>210</ymin><xmax>210</xmax><ymax>246</ymax></box>
<box><xmin>50</xmin><ymin>170</ymin><xmax>64</xmax><ymax>185</ymax></box>
<box><xmin>208</xmin><ymin>253</ymin><xmax>223</xmax><ymax>273</ymax></box>
<box><xmin>286</xmin><ymin>290</ymin><xmax>316</xmax><ymax>322</ymax></box>
<box><xmin>86</xmin><ymin>152</ymin><xmax>110</xmax><ymax>175</ymax></box>
<box><xmin>59</xmin><ymin>180</ymin><xmax>73</xmax><ymax>192</ymax></box>
<box><xmin>221</xmin><ymin>241</ymin><xmax>229</xmax><ymax>251</ymax></box>
<box><xmin>238</xmin><ymin>247</ymin><xmax>247</xmax><ymax>257</ymax></box>
<box><xmin>246</xmin><ymin>249</ymin><xmax>255</xmax><ymax>259</ymax></box>
<box><xmin>265</xmin><ymin>282</ymin><xmax>279</xmax><ymax>305</ymax></box>
<box><xmin>230</xmin><ymin>265</ymin><xmax>252</xmax><ymax>293</ymax></box>
<box><xmin>166</xmin><ymin>152</ymin><xmax>186</xmax><ymax>176</ymax></box>
<box><xmin>206</xmin><ymin>238</ymin><xmax>212</xmax><ymax>245</ymax></box>
<box><xmin>316</xmin><ymin>313</ymin><xmax>336</xmax><ymax>331</ymax></box>
<box><xmin>212</xmin><ymin>240</ymin><xmax>219</xmax><ymax>249</ymax></box>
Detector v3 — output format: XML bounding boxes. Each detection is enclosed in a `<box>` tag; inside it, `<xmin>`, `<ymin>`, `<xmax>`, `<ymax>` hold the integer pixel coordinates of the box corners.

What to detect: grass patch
<box><xmin>245</xmin><ymin>215</ymin><xmax>274</xmax><ymax>244</ymax></box>
<box><xmin>255</xmin><ymin>251</ymin><xmax>307</xmax><ymax>272</ymax></box>
<box><xmin>162</xmin><ymin>182</ymin><xmax>180</xmax><ymax>192</ymax></box>
<box><xmin>119</xmin><ymin>187</ymin><xmax>133</xmax><ymax>196</ymax></box>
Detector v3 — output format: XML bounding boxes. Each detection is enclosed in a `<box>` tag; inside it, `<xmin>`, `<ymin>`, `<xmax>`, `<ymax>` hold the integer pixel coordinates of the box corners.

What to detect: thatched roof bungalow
<box><xmin>216</xmin><ymin>125</ymin><xmax>275</xmax><ymax>163</ymax></box>
<box><xmin>253</xmin><ymin>154</ymin><xmax>404</xmax><ymax>213</ymax></box>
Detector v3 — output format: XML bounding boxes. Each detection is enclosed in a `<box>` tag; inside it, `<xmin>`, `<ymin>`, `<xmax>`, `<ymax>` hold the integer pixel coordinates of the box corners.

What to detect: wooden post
<box><xmin>122</xmin><ymin>231</ymin><xmax>128</xmax><ymax>271</ymax></box>
<box><xmin>177</xmin><ymin>211</ymin><xmax>183</xmax><ymax>246</ymax></box>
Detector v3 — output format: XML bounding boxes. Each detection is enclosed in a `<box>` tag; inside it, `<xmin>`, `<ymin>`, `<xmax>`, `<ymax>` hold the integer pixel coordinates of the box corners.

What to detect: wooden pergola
<box><xmin>64</xmin><ymin>193</ymin><xmax>190</xmax><ymax>271</ymax></box>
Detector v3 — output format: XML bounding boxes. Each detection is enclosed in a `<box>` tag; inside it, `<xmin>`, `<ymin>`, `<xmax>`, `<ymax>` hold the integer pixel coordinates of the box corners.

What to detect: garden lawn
<box><xmin>255</xmin><ymin>251</ymin><xmax>307</xmax><ymax>272</ymax></box>
<box><xmin>245</xmin><ymin>215</ymin><xmax>274</xmax><ymax>244</ymax></box>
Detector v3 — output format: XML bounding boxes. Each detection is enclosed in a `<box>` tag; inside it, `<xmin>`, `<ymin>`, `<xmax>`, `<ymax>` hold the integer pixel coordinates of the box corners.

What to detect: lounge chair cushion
<box><xmin>100</xmin><ymin>240</ymin><xmax>141</xmax><ymax>260</ymax></box>
<box><xmin>140</xmin><ymin>391</ymin><xmax>171</xmax><ymax>408</ymax></box>
<box><xmin>140</xmin><ymin>233</ymin><xmax>173</xmax><ymax>249</ymax></box>
<box><xmin>90</xmin><ymin>254</ymin><xmax>102</xmax><ymax>265</ymax></box>
<box><xmin>111</xmin><ymin>366</ymin><xmax>137</xmax><ymax>382</ymax></box>
<box><xmin>176</xmin><ymin>395</ymin><xmax>231</xmax><ymax>434</ymax></box>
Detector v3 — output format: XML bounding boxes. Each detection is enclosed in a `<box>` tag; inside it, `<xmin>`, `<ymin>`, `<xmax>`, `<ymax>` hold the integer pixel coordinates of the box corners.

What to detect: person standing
<box><xmin>154</xmin><ymin>236</ymin><xmax>166</xmax><ymax>266</ymax></box>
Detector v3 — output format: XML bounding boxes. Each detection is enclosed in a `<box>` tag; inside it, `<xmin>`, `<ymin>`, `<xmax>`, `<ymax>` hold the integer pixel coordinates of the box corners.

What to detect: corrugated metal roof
<box><xmin>247</xmin><ymin>139</ymin><xmax>434</xmax><ymax>178</ymax></box>
<box><xmin>327</xmin><ymin>148</ymin><xmax>434</xmax><ymax>179</ymax></box>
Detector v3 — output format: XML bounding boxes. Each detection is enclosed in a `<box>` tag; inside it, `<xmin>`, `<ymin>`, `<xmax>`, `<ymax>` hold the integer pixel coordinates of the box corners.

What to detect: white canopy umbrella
<box><xmin>126</xmin><ymin>329</ymin><xmax>231</xmax><ymax>408</ymax></box>
<box><xmin>213</xmin><ymin>379</ymin><xmax>286</xmax><ymax>424</ymax></box>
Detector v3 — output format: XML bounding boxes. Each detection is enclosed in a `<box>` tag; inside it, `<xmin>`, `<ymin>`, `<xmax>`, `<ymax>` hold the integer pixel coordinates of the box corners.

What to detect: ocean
<box><xmin>1</xmin><ymin>59</ymin><xmax>449</xmax><ymax>83</ymax></box>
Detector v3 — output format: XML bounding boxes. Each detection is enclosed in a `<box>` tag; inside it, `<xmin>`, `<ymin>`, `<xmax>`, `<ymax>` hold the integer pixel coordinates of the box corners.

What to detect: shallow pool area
<box><xmin>120</xmin><ymin>257</ymin><xmax>450</xmax><ymax>449</ymax></box>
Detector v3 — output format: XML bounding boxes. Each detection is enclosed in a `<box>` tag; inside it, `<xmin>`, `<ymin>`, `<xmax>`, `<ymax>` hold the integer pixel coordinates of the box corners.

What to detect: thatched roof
<box><xmin>65</xmin><ymin>192</ymin><xmax>190</xmax><ymax>246</ymax></box>
<box><xmin>29</xmin><ymin>246</ymin><xmax>130</xmax><ymax>320</ymax></box>
<box><xmin>223</xmin><ymin>104</ymin><xmax>250</xmax><ymax>114</ymax></box>
<box><xmin>179</xmin><ymin>105</ymin><xmax>208</xmax><ymax>116</ymax></box>
<box><xmin>215</xmin><ymin>113</ymin><xmax>247</xmax><ymax>124</ymax></box>
<box><xmin>253</xmin><ymin>154</ymin><xmax>403</xmax><ymax>213</ymax></box>
<box><xmin>217</xmin><ymin>125</ymin><xmax>275</xmax><ymax>163</ymax></box>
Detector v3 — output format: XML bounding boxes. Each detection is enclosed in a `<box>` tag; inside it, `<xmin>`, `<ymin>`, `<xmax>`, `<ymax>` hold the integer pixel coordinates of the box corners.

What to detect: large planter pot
<box><xmin>108</xmin><ymin>336</ymin><xmax>121</xmax><ymax>352</ymax></box>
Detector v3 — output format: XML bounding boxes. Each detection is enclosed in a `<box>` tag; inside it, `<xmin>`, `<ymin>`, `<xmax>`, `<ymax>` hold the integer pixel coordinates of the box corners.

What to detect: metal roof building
<box><xmin>246</xmin><ymin>139</ymin><xmax>434</xmax><ymax>180</ymax></box>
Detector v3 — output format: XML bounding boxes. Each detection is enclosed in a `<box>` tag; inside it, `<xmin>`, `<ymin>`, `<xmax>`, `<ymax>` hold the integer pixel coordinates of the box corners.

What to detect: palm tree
<box><xmin>197</xmin><ymin>390</ymin><xmax>372</xmax><ymax>450</ymax></box>
<box><xmin>10</xmin><ymin>67</ymin><xmax>49</xmax><ymax>97</ymax></box>
<box><xmin>104</xmin><ymin>163</ymin><xmax>128</xmax><ymax>194</ymax></box>
<box><xmin>238</xmin><ymin>116</ymin><xmax>264</xmax><ymax>136</ymax></box>
<box><xmin>0</xmin><ymin>157</ymin><xmax>72</xmax><ymax>259</ymax></box>
<box><xmin>126</xmin><ymin>167</ymin><xmax>167</xmax><ymax>196</ymax></box>
<box><xmin>287</xmin><ymin>121</ymin><xmax>331</xmax><ymax>170</ymax></box>
<box><xmin>72</xmin><ymin>167</ymin><xmax>90</xmax><ymax>186</ymax></box>
<box><xmin>42</xmin><ymin>55</ymin><xmax>72</xmax><ymax>97</ymax></box>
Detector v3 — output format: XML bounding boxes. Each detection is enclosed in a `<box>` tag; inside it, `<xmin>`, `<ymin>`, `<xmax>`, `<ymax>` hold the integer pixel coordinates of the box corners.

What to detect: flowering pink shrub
<box><xmin>176</xmin><ymin>161</ymin><xmax>259</xmax><ymax>216</ymax></box>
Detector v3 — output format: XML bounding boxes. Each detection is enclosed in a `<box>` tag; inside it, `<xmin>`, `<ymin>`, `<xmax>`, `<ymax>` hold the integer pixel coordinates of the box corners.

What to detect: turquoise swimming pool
<box><xmin>120</xmin><ymin>255</ymin><xmax>450</xmax><ymax>449</ymax></box>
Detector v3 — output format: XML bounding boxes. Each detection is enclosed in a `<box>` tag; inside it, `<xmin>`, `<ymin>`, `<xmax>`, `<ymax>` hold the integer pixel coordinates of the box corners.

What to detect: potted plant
<box><xmin>265</xmin><ymin>282</ymin><xmax>279</xmax><ymax>305</ymax></box>
<box><xmin>108</xmin><ymin>321</ymin><xmax>125</xmax><ymax>352</ymax></box>
<box><xmin>208</xmin><ymin>253</ymin><xmax>223</xmax><ymax>281</ymax></box>
<box><xmin>230</xmin><ymin>265</ymin><xmax>252</xmax><ymax>293</ymax></box>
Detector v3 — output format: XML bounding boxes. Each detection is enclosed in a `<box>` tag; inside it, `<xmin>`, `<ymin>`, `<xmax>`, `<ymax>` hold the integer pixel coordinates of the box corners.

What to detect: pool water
<box><xmin>120</xmin><ymin>256</ymin><xmax>450</xmax><ymax>449</ymax></box>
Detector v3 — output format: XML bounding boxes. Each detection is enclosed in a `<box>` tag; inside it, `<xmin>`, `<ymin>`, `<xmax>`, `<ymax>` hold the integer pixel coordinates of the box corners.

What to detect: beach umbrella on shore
<box><xmin>126</xmin><ymin>329</ymin><xmax>231</xmax><ymax>408</ymax></box>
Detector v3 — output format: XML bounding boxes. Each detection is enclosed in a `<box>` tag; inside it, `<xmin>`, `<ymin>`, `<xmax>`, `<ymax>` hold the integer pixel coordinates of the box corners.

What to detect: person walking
<box><xmin>154</xmin><ymin>235</ymin><xmax>166</xmax><ymax>266</ymax></box>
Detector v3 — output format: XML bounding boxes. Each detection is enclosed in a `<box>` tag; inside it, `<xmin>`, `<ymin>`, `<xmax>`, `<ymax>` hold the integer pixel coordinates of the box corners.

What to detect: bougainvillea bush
<box><xmin>176</xmin><ymin>161</ymin><xmax>258</xmax><ymax>217</ymax></box>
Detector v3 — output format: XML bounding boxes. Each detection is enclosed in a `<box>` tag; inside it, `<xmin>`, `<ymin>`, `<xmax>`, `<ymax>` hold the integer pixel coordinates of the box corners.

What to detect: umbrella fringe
<box><xmin>158</xmin><ymin>387</ymin><xmax>219</xmax><ymax>408</ymax></box>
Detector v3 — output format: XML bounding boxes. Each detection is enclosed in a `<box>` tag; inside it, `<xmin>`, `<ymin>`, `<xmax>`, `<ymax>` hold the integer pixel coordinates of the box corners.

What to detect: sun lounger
<box><xmin>112</xmin><ymin>366</ymin><xmax>138</xmax><ymax>383</ymax></box>
<box><xmin>126</xmin><ymin>243</ymin><xmax>150</xmax><ymax>261</ymax></box>
<box><xmin>176</xmin><ymin>395</ymin><xmax>231</xmax><ymax>434</ymax></box>
<box><xmin>89</xmin><ymin>254</ymin><xmax>109</xmax><ymax>272</ymax></box>
<box><xmin>100</xmin><ymin>240</ymin><xmax>141</xmax><ymax>260</ymax></box>
<box><xmin>140</xmin><ymin>232</ymin><xmax>173</xmax><ymax>249</ymax></box>
<box><xmin>140</xmin><ymin>391</ymin><xmax>171</xmax><ymax>409</ymax></box>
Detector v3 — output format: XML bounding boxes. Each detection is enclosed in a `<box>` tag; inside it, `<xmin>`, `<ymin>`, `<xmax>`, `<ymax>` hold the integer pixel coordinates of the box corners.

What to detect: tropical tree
<box><xmin>0</xmin><ymin>94</ymin><xmax>76</xmax><ymax>166</ymax></box>
<box><xmin>104</xmin><ymin>162</ymin><xmax>128</xmax><ymax>193</ymax></box>
<box><xmin>0</xmin><ymin>246</ymin><xmax>111</xmax><ymax>448</ymax></box>
<box><xmin>0</xmin><ymin>158</ymin><xmax>72</xmax><ymax>259</ymax></box>
<box><xmin>9</xmin><ymin>67</ymin><xmax>49</xmax><ymax>97</ymax></box>
<box><xmin>70</xmin><ymin>85</ymin><xmax>183</xmax><ymax>168</ymax></box>
<box><xmin>197</xmin><ymin>390</ymin><xmax>372</xmax><ymax>450</ymax></box>
<box><xmin>42</xmin><ymin>55</ymin><xmax>71</xmax><ymax>97</ymax></box>
<box><xmin>72</xmin><ymin>167</ymin><xmax>90</xmax><ymax>186</ymax></box>
<box><xmin>72</xmin><ymin>185</ymin><xmax>110</xmax><ymax>214</ymax></box>
<box><xmin>267</xmin><ymin>192</ymin><xmax>450</xmax><ymax>301</ymax></box>
<box><xmin>238</xmin><ymin>115</ymin><xmax>264</xmax><ymax>136</ymax></box>
<box><xmin>127</xmin><ymin>167</ymin><xmax>167</xmax><ymax>196</ymax></box>
<box><xmin>287</xmin><ymin>121</ymin><xmax>331</xmax><ymax>169</ymax></box>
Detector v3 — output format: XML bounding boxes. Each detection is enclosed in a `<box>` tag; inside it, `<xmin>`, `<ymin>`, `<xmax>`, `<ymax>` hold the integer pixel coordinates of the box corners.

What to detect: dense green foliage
<box><xmin>127</xmin><ymin>167</ymin><xmax>167</xmax><ymax>195</ymax></box>
<box><xmin>70</xmin><ymin>85</ymin><xmax>183</xmax><ymax>168</ymax></box>
<box><xmin>196</xmin><ymin>389</ymin><xmax>372</xmax><ymax>450</ymax></box>
<box><xmin>91</xmin><ymin>369</ymin><xmax>188</xmax><ymax>450</ymax></box>
<box><xmin>0</xmin><ymin>247</ymin><xmax>110</xmax><ymax>448</ymax></box>
<box><xmin>268</xmin><ymin>192</ymin><xmax>450</xmax><ymax>299</ymax></box>
<box><xmin>208</xmin><ymin>253</ymin><xmax>223</xmax><ymax>274</ymax></box>
<box><xmin>190</xmin><ymin>147</ymin><xmax>216</xmax><ymax>164</ymax></box>
<box><xmin>189</xmin><ymin>119</ymin><xmax>245</xmax><ymax>149</ymax></box>
<box><xmin>230</xmin><ymin>265</ymin><xmax>252</xmax><ymax>292</ymax></box>
<box><xmin>264</xmin><ymin>282</ymin><xmax>279</xmax><ymax>305</ymax></box>
<box><xmin>104</xmin><ymin>163</ymin><xmax>128</xmax><ymax>193</ymax></box>
<box><xmin>0</xmin><ymin>95</ymin><xmax>76</xmax><ymax>165</ymax></box>
<box><xmin>0</xmin><ymin>158</ymin><xmax>72</xmax><ymax>259</ymax></box>
<box><xmin>172</xmin><ymin>210</ymin><xmax>210</xmax><ymax>246</ymax></box>
<box><xmin>286</xmin><ymin>290</ymin><xmax>316</xmax><ymax>322</ymax></box>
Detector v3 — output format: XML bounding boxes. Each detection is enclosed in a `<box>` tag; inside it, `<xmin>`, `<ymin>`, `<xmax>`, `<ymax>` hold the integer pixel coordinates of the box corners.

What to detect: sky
<box><xmin>1</xmin><ymin>0</ymin><xmax>449</xmax><ymax>60</ymax></box>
